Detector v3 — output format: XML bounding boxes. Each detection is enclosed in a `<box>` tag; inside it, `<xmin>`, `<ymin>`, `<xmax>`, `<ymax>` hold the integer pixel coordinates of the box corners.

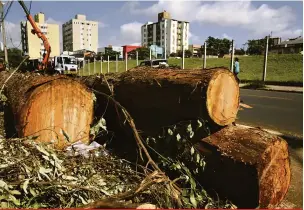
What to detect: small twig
<box><xmin>0</xmin><ymin>56</ymin><xmax>29</xmax><ymax>95</ymax></box>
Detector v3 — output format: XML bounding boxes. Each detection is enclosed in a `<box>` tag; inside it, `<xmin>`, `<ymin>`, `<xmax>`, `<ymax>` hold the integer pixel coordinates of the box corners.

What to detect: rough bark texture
<box><xmin>195</xmin><ymin>125</ymin><xmax>291</xmax><ymax>208</ymax></box>
<box><xmin>0</xmin><ymin>71</ymin><xmax>94</xmax><ymax>149</ymax></box>
<box><xmin>82</xmin><ymin>67</ymin><xmax>240</xmax><ymax>137</ymax></box>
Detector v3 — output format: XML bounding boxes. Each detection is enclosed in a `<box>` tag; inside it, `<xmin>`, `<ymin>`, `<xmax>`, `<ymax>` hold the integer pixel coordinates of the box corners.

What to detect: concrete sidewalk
<box><xmin>239</xmin><ymin>84</ymin><xmax>303</xmax><ymax>93</ymax></box>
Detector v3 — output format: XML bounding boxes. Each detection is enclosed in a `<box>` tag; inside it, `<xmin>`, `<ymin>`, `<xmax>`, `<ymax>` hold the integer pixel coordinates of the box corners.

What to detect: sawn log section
<box><xmin>196</xmin><ymin>125</ymin><xmax>290</xmax><ymax>208</ymax></box>
<box><xmin>83</xmin><ymin>67</ymin><xmax>240</xmax><ymax>136</ymax></box>
<box><xmin>0</xmin><ymin>72</ymin><xmax>94</xmax><ymax>149</ymax></box>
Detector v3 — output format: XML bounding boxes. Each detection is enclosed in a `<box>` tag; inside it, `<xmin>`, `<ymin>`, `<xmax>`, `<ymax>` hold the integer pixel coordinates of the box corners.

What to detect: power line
<box><xmin>1</xmin><ymin>0</ymin><xmax>13</xmax><ymax>22</ymax></box>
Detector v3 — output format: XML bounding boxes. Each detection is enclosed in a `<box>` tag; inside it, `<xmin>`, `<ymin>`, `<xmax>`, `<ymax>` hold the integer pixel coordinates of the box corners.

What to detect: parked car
<box><xmin>139</xmin><ymin>59</ymin><xmax>169</xmax><ymax>68</ymax></box>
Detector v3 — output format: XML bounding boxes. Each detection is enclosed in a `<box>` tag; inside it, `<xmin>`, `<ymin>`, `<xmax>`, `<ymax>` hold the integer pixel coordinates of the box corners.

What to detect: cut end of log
<box><xmin>258</xmin><ymin>138</ymin><xmax>291</xmax><ymax>208</ymax></box>
<box><xmin>198</xmin><ymin>125</ymin><xmax>291</xmax><ymax>208</ymax></box>
<box><xmin>207</xmin><ymin>70</ymin><xmax>239</xmax><ymax>126</ymax></box>
<box><xmin>19</xmin><ymin>78</ymin><xmax>94</xmax><ymax>149</ymax></box>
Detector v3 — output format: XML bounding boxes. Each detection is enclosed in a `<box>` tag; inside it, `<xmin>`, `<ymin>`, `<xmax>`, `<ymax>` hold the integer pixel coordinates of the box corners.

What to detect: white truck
<box><xmin>53</xmin><ymin>55</ymin><xmax>78</xmax><ymax>74</ymax></box>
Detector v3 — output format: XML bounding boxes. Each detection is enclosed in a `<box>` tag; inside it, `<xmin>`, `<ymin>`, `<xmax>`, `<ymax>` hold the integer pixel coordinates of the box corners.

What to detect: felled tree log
<box><xmin>0</xmin><ymin>72</ymin><xmax>94</xmax><ymax>149</ymax></box>
<box><xmin>195</xmin><ymin>125</ymin><xmax>291</xmax><ymax>208</ymax></box>
<box><xmin>83</xmin><ymin>67</ymin><xmax>240</xmax><ymax>137</ymax></box>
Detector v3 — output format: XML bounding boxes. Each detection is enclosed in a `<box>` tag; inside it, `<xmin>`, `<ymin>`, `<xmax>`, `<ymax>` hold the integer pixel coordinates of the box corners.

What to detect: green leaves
<box><xmin>90</xmin><ymin>117</ymin><xmax>107</xmax><ymax>137</ymax></box>
<box><xmin>190</xmin><ymin>147</ymin><xmax>195</xmax><ymax>155</ymax></box>
<box><xmin>190</xmin><ymin>191</ymin><xmax>197</xmax><ymax>208</ymax></box>
<box><xmin>22</xmin><ymin>179</ymin><xmax>30</xmax><ymax>194</ymax></box>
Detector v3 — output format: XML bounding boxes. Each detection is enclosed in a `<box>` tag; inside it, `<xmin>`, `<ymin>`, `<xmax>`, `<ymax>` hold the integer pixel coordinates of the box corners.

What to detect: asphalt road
<box><xmin>237</xmin><ymin>89</ymin><xmax>303</xmax><ymax>137</ymax></box>
<box><xmin>237</xmin><ymin>89</ymin><xmax>303</xmax><ymax>208</ymax></box>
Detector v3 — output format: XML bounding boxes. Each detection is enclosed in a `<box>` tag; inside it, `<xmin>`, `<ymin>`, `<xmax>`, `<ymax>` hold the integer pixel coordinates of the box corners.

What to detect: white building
<box><xmin>62</xmin><ymin>14</ymin><xmax>98</xmax><ymax>53</ymax></box>
<box><xmin>141</xmin><ymin>11</ymin><xmax>189</xmax><ymax>56</ymax></box>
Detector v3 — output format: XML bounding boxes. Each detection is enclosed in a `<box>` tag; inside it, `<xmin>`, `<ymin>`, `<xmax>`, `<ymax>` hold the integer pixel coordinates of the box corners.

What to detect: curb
<box><xmin>239</xmin><ymin>84</ymin><xmax>303</xmax><ymax>93</ymax></box>
<box><xmin>237</xmin><ymin>124</ymin><xmax>283</xmax><ymax>136</ymax></box>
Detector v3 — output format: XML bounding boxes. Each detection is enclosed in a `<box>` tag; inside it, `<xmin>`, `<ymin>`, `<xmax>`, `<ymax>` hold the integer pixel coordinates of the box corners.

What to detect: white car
<box><xmin>139</xmin><ymin>59</ymin><xmax>169</xmax><ymax>68</ymax></box>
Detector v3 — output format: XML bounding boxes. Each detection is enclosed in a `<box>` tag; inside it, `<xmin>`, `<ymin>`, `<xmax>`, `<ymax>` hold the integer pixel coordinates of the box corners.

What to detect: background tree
<box><xmin>247</xmin><ymin>36</ymin><xmax>279</xmax><ymax>55</ymax></box>
<box><xmin>102</xmin><ymin>49</ymin><xmax>120</xmax><ymax>61</ymax></box>
<box><xmin>170</xmin><ymin>52</ymin><xmax>177</xmax><ymax>57</ymax></box>
<box><xmin>206</xmin><ymin>36</ymin><xmax>232</xmax><ymax>56</ymax></box>
<box><xmin>185</xmin><ymin>50</ymin><xmax>193</xmax><ymax>58</ymax></box>
<box><xmin>128</xmin><ymin>47</ymin><xmax>150</xmax><ymax>60</ymax></box>
<box><xmin>0</xmin><ymin>48</ymin><xmax>24</xmax><ymax>68</ymax></box>
<box><xmin>235</xmin><ymin>48</ymin><xmax>246</xmax><ymax>55</ymax></box>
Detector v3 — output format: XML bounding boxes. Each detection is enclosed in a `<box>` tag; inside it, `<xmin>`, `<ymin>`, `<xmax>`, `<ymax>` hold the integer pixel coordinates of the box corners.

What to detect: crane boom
<box><xmin>18</xmin><ymin>0</ymin><xmax>51</xmax><ymax>70</ymax></box>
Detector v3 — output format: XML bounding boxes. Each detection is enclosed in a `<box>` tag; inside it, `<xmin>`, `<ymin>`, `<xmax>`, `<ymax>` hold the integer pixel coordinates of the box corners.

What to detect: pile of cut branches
<box><xmin>0</xmin><ymin>137</ymin><xmax>171</xmax><ymax>208</ymax></box>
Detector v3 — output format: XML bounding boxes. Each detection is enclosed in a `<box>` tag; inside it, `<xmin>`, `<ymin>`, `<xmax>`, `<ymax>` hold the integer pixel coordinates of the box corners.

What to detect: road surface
<box><xmin>237</xmin><ymin>89</ymin><xmax>303</xmax><ymax>137</ymax></box>
<box><xmin>237</xmin><ymin>89</ymin><xmax>303</xmax><ymax>208</ymax></box>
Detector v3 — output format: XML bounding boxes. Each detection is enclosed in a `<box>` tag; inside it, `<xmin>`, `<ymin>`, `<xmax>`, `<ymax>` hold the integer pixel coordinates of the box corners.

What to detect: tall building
<box><xmin>62</xmin><ymin>14</ymin><xmax>98</xmax><ymax>53</ymax></box>
<box><xmin>20</xmin><ymin>13</ymin><xmax>60</xmax><ymax>60</ymax></box>
<box><xmin>141</xmin><ymin>11</ymin><xmax>189</xmax><ymax>56</ymax></box>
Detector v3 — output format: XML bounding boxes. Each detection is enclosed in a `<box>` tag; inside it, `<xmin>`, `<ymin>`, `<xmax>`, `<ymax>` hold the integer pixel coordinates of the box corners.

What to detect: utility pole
<box><xmin>107</xmin><ymin>55</ymin><xmax>109</xmax><ymax>73</ymax></box>
<box><xmin>182</xmin><ymin>44</ymin><xmax>185</xmax><ymax>69</ymax></box>
<box><xmin>230</xmin><ymin>40</ymin><xmax>235</xmax><ymax>72</ymax></box>
<box><xmin>203</xmin><ymin>42</ymin><xmax>206</xmax><ymax>69</ymax></box>
<box><xmin>263</xmin><ymin>35</ymin><xmax>269</xmax><ymax>82</ymax></box>
<box><xmin>149</xmin><ymin>48</ymin><xmax>152</xmax><ymax>60</ymax></box>
<box><xmin>125</xmin><ymin>52</ymin><xmax>128</xmax><ymax>71</ymax></box>
<box><xmin>136</xmin><ymin>51</ymin><xmax>138</xmax><ymax>66</ymax></box>
<box><xmin>0</xmin><ymin>1</ymin><xmax>8</xmax><ymax>65</ymax></box>
<box><xmin>115</xmin><ymin>54</ymin><xmax>118</xmax><ymax>72</ymax></box>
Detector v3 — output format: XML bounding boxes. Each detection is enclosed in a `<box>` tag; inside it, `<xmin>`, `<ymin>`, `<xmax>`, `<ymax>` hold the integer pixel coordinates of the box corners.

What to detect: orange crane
<box><xmin>18</xmin><ymin>0</ymin><xmax>51</xmax><ymax>70</ymax></box>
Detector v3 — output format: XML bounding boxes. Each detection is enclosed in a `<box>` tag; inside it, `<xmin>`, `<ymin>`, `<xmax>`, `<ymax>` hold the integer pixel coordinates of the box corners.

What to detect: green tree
<box><xmin>235</xmin><ymin>48</ymin><xmax>245</xmax><ymax>55</ymax></box>
<box><xmin>102</xmin><ymin>49</ymin><xmax>120</xmax><ymax>61</ymax></box>
<box><xmin>247</xmin><ymin>36</ymin><xmax>278</xmax><ymax>55</ymax></box>
<box><xmin>185</xmin><ymin>50</ymin><xmax>193</xmax><ymax>58</ymax></box>
<box><xmin>205</xmin><ymin>36</ymin><xmax>232</xmax><ymax>56</ymax></box>
<box><xmin>128</xmin><ymin>47</ymin><xmax>150</xmax><ymax>60</ymax></box>
<box><xmin>170</xmin><ymin>52</ymin><xmax>177</xmax><ymax>57</ymax></box>
<box><xmin>0</xmin><ymin>48</ymin><xmax>24</xmax><ymax>68</ymax></box>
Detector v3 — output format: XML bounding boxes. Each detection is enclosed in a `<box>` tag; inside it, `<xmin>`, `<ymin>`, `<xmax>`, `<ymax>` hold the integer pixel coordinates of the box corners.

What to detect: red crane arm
<box><xmin>18</xmin><ymin>0</ymin><xmax>51</xmax><ymax>70</ymax></box>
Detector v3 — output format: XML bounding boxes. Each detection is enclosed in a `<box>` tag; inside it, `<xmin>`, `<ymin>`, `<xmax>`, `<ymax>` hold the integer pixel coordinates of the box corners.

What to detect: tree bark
<box><xmin>195</xmin><ymin>125</ymin><xmax>291</xmax><ymax>208</ymax></box>
<box><xmin>83</xmin><ymin>67</ymin><xmax>240</xmax><ymax>137</ymax></box>
<box><xmin>0</xmin><ymin>72</ymin><xmax>94</xmax><ymax>149</ymax></box>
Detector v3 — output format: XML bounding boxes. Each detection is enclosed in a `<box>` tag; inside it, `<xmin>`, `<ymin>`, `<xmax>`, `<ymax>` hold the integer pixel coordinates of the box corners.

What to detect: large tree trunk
<box><xmin>83</xmin><ymin>67</ymin><xmax>240</xmax><ymax>137</ymax></box>
<box><xmin>0</xmin><ymin>72</ymin><xmax>94</xmax><ymax>149</ymax></box>
<box><xmin>195</xmin><ymin>125</ymin><xmax>291</xmax><ymax>208</ymax></box>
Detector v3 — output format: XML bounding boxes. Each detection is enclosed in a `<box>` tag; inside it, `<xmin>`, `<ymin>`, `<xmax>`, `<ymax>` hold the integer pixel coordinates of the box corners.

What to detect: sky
<box><xmin>2</xmin><ymin>0</ymin><xmax>303</xmax><ymax>51</ymax></box>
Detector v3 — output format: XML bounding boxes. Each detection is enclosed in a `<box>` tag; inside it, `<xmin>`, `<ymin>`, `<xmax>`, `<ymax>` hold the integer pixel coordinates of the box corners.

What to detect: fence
<box><xmin>78</xmin><ymin>37</ymin><xmax>294</xmax><ymax>84</ymax></box>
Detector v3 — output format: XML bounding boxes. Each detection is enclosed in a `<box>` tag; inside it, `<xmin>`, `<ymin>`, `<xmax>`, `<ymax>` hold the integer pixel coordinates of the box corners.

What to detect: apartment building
<box><xmin>20</xmin><ymin>13</ymin><xmax>60</xmax><ymax>60</ymax></box>
<box><xmin>62</xmin><ymin>14</ymin><xmax>98</xmax><ymax>53</ymax></box>
<box><xmin>141</xmin><ymin>11</ymin><xmax>189</xmax><ymax>56</ymax></box>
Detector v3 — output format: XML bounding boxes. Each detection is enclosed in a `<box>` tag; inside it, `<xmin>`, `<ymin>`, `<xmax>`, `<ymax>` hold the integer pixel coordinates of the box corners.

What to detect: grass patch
<box><xmin>80</xmin><ymin>54</ymin><xmax>303</xmax><ymax>84</ymax></box>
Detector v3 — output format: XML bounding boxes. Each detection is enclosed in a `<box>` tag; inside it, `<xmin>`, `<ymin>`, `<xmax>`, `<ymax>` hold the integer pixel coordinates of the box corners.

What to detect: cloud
<box><xmin>272</xmin><ymin>29</ymin><xmax>303</xmax><ymax>40</ymax></box>
<box><xmin>222</xmin><ymin>33</ymin><xmax>232</xmax><ymax>40</ymax></box>
<box><xmin>98</xmin><ymin>21</ymin><xmax>108</xmax><ymax>28</ymax></box>
<box><xmin>2</xmin><ymin>21</ymin><xmax>21</xmax><ymax>49</ymax></box>
<box><xmin>45</xmin><ymin>18</ymin><xmax>62</xmax><ymax>25</ymax></box>
<box><xmin>126</xmin><ymin>1</ymin><xmax>300</xmax><ymax>38</ymax></box>
<box><xmin>118</xmin><ymin>21</ymin><xmax>142</xmax><ymax>45</ymax></box>
<box><xmin>188</xmin><ymin>31</ymin><xmax>200</xmax><ymax>44</ymax></box>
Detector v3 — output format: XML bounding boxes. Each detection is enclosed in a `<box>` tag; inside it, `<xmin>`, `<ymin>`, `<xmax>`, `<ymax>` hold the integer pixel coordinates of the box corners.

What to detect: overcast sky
<box><xmin>3</xmin><ymin>0</ymin><xmax>303</xmax><ymax>50</ymax></box>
